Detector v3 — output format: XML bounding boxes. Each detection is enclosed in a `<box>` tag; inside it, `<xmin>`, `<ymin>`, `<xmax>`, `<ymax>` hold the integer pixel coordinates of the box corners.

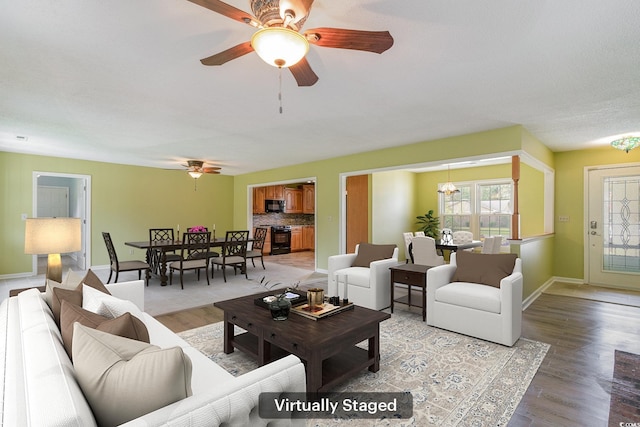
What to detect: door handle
<box><xmin>590</xmin><ymin>231</ymin><xmax>597</xmax><ymax>235</ymax></box>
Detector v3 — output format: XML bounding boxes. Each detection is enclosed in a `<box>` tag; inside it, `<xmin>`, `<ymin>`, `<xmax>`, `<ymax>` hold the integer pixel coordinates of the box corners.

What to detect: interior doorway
<box><xmin>33</xmin><ymin>172</ymin><xmax>91</xmax><ymax>275</ymax></box>
<box><xmin>586</xmin><ymin>164</ymin><xmax>640</xmax><ymax>289</ymax></box>
<box><xmin>345</xmin><ymin>174</ymin><xmax>369</xmax><ymax>253</ymax></box>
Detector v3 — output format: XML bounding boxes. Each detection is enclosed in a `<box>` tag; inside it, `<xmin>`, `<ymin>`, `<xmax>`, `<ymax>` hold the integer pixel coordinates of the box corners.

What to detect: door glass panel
<box><xmin>603</xmin><ymin>176</ymin><xmax>640</xmax><ymax>273</ymax></box>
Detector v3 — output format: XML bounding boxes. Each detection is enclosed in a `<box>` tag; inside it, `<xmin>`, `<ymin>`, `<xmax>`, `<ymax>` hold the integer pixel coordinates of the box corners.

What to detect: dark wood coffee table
<box><xmin>214</xmin><ymin>290</ymin><xmax>390</xmax><ymax>393</ymax></box>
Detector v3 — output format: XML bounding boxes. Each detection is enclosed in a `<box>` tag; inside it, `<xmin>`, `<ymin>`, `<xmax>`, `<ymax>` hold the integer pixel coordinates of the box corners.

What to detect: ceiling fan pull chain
<box><xmin>278</xmin><ymin>68</ymin><xmax>283</xmax><ymax>114</ymax></box>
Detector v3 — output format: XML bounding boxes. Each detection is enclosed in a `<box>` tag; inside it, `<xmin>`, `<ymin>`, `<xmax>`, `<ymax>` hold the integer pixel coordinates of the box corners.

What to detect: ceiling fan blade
<box><xmin>200</xmin><ymin>41</ymin><xmax>254</xmax><ymax>66</ymax></box>
<box><xmin>203</xmin><ymin>167</ymin><xmax>221</xmax><ymax>173</ymax></box>
<box><xmin>288</xmin><ymin>57</ymin><xmax>319</xmax><ymax>87</ymax></box>
<box><xmin>304</xmin><ymin>28</ymin><xmax>394</xmax><ymax>54</ymax></box>
<box><xmin>186</xmin><ymin>0</ymin><xmax>259</xmax><ymax>27</ymax></box>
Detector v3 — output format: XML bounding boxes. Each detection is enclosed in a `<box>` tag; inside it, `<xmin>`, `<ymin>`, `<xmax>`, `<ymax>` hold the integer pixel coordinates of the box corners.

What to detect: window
<box><xmin>439</xmin><ymin>180</ymin><xmax>512</xmax><ymax>239</ymax></box>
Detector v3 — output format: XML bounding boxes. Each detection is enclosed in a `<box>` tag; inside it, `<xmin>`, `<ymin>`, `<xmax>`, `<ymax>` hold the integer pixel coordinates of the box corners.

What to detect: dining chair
<box><xmin>246</xmin><ymin>227</ymin><xmax>268</xmax><ymax>269</ymax></box>
<box><xmin>102</xmin><ymin>232</ymin><xmax>150</xmax><ymax>286</ymax></box>
<box><xmin>211</xmin><ymin>230</ymin><xmax>249</xmax><ymax>282</ymax></box>
<box><xmin>481</xmin><ymin>236</ymin><xmax>495</xmax><ymax>254</ymax></box>
<box><xmin>402</xmin><ymin>232</ymin><xmax>414</xmax><ymax>263</ymax></box>
<box><xmin>168</xmin><ymin>231</ymin><xmax>211</xmax><ymax>289</ymax></box>
<box><xmin>492</xmin><ymin>235</ymin><xmax>503</xmax><ymax>253</ymax></box>
<box><xmin>414</xmin><ymin>231</ymin><xmax>426</xmax><ymax>237</ymax></box>
<box><xmin>410</xmin><ymin>236</ymin><xmax>445</xmax><ymax>266</ymax></box>
<box><xmin>149</xmin><ymin>228</ymin><xmax>181</xmax><ymax>274</ymax></box>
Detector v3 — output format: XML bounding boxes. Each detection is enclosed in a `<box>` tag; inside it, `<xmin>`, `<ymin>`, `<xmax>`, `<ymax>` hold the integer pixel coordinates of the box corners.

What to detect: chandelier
<box><xmin>437</xmin><ymin>165</ymin><xmax>460</xmax><ymax>196</ymax></box>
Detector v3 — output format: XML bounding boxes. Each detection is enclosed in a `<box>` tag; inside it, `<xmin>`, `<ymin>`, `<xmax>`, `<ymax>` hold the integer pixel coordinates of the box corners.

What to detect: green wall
<box><xmin>0</xmin><ymin>152</ymin><xmax>234</xmax><ymax>275</ymax></box>
<box><xmin>2</xmin><ymin>124</ymin><xmax>562</xmax><ymax>302</ymax></box>
<box><xmin>233</xmin><ymin>126</ymin><xmax>527</xmax><ymax>271</ymax></box>
<box><xmin>414</xmin><ymin>163</ymin><xmax>545</xmax><ymax>238</ymax></box>
<box><xmin>554</xmin><ymin>147</ymin><xmax>640</xmax><ymax>279</ymax></box>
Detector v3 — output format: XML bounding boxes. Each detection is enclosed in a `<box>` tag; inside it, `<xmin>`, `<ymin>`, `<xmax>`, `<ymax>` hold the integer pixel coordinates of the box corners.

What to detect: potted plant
<box><xmin>260</xmin><ymin>277</ymin><xmax>300</xmax><ymax>321</ymax></box>
<box><xmin>416</xmin><ymin>210</ymin><xmax>440</xmax><ymax>239</ymax></box>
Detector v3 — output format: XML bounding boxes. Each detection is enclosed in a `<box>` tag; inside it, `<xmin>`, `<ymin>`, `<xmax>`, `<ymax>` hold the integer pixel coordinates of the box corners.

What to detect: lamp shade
<box><xmin>24</xmin><ymin>217</ymin><xmax>82</xmax><ymax>255</ymax></box>
<box><xmin>251</xmin><ymin>27</ymin><xmax>309</xmax><ymax>68</ymax></box>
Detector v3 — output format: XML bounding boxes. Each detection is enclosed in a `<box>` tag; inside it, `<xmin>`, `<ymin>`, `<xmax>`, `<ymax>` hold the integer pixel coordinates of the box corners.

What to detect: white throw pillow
<box><xmin>82</xmin><ymin>284</ymin><xmax>144</xmax><ymax>321</ymax></box>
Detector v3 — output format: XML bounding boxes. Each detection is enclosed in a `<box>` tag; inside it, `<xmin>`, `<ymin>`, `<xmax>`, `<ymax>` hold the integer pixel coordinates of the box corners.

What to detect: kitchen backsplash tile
<box><xmin>253</xmin><ymin>213</ymin><xmax>314</xmax><ymax>227</ymax></box>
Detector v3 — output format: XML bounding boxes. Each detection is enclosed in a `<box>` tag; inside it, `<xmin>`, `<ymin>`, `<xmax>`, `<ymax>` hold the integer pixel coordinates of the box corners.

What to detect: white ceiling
<box><xmin>1</xmin><ymin>0</ymin><xmax>639</xmax><ymax>175</ymax></box>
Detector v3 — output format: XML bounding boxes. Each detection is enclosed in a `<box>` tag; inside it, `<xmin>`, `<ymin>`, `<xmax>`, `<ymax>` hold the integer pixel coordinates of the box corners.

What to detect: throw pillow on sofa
<box><xmin>73</xmin><ymin>324</ymin><xmax>193</xmax><ymax>427</ymax></box>
<box><xmin>451</xmin><ymin>251</ymin><xmax>518</xmax><ymax>288</ymax></box>
<box><xmin>44</xmin><ymin>268</ymin><xmax>84</xmax><ymax>308</ymax></box>
<box><xmin>82</xmin><ymin>284</ymin><xmax>145</xmax><ymax>321</ymax></box>
<box><xmin>51</xmin><ymin>269</ymin><xmax>112</xmax><ymax>326</ymax></box>
<box><xmin>60</xmin><ymin>300</ymin><xmax>149</xmax><ymax>358</ymax></box>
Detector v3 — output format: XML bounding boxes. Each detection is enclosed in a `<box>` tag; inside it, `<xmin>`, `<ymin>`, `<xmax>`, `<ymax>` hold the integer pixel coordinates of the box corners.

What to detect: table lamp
<box><xmin>24</xmin><ymin>217</ymin><xmax>82</xmax><ymax>283</ymax></box>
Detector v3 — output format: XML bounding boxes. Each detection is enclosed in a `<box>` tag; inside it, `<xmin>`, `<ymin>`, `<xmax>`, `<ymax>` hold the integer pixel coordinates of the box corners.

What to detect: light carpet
<box><xmin>178</xmin><ymin>310</ymin><xmax>549</xmax><ymax>426</ymax></box>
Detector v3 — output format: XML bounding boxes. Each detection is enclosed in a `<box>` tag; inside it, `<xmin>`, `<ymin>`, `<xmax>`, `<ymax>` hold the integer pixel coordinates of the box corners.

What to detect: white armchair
<box><xmin>426</xmin><ymin>251</ymin><xmax>523</xmax><ymax>346</ymax></box>
<box><xmin>328</xmin><ymin>243</ymin><xmax>398</xmax><ymax>310</ymax></box>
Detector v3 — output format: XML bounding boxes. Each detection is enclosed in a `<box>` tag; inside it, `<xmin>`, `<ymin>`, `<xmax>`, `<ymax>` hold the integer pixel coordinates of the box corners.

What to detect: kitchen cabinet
<box><xmin>303</xmin><ymin>225</ymin><xmax>314</xmax><ymax>250</ymax></box>
<box><xmin>284</xmin><ymin>188</ymin><xmax>303</xmax><ymax>213</ymax></box>
<box><xmin>302</xmin><ymin>184</ymin><xmax>315</xmax><ymax>214</ymax></box>
<box><xmin>253</xmin><ymin>187</ymin><xmax>265</xmax><ymax>214</ymax></box>
<box><xmin>291</xmin><ymin>226</ymin><xmax>303</xmax><ymax>251</ymax></box>
<box><xmin>265</xmin><ymin>185</ymin><xmax>284</xmax><ymax>200</ymax></box>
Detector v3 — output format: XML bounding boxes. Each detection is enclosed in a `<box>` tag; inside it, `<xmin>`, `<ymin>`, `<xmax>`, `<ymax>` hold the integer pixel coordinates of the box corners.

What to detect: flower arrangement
<box><xmin>260</xmin><ymin>276</ymin><xmax>300</xmax><ymax>301</ymax></box>
<box><xmin>260</xmin><ymin>277</ymin><xmax>300</xmax><ymax>321</ymax></box>
<box><xmin>188</xmin><ymin>225</ymin><xmax>207</xmax><ymax>232</ymax></box>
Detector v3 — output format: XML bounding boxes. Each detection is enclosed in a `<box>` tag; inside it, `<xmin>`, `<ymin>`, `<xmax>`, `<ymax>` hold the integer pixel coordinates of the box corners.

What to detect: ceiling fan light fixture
<box><xmin>188</xmin><ymin>170</ymin><xmax>203</xmax><ymax>179</ymax></box>
<box><xmin>251</xmin><ymin>27</ymin><xmax>309</xmax><ymax>68</ymax></box>
<box><xmin>611</xmin><ymin>135</ymin><xmax>640</xmax><ymax>153</ymax></box>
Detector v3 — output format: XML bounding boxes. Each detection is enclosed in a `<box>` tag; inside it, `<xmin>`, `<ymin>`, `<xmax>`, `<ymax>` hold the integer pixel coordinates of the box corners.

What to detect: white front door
<box><xmin>586</xmin><ymin>165</ymin><xmax>640</xmax><ymax>288</ymax></box>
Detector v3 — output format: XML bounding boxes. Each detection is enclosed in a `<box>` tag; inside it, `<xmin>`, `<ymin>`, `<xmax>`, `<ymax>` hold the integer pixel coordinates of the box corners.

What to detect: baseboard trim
<box><xmin>522</xmin><ymin>276</ymin><xmax>583</xmax><ymax>310</ymax></box>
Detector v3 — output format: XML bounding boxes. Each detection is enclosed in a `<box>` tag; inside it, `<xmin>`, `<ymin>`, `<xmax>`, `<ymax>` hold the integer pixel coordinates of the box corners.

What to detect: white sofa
<box><xmin>0</xmin><ymin>280</ymin><xmax>306</xmax><ymax>426</ymax></box>
<box><xmin>426</xmin><ymin>252</ymin><xmax>523</xmax><ymax>346</ymax></box>
<box><xmin>328</xmin><ymin>244</ymin><xmax>399</xmax><ymax>310</ymax></box>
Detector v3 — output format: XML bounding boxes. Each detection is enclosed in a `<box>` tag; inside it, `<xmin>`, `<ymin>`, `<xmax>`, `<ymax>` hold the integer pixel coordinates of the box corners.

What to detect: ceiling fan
<box><xmin>187</xmin><ymin>0</ymin><xmax>394</xmax><ymax>86</ymax></box>
<box><xmin>183</xmin><ymin>160</ymin><xmax>221</xmax><ymax>179</ymax></box>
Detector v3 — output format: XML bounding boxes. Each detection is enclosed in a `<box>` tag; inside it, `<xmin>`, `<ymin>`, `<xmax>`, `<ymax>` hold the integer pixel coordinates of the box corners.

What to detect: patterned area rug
<box><xmin>178</xmin><ymin>310</ymin><xmax>549</xmax><ymax>426</ymax></box>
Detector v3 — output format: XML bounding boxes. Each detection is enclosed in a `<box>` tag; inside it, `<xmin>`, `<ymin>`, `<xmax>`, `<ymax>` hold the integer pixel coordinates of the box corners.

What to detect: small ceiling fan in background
<box><xmin>187</xmin><ymin>0</ymin><xmax>394</xmax><ymax>86</ymax></box>
<box><xmin>182</xmin><ymin>160</ymin><xmax>221</xmax><ymax>189</ymax></box>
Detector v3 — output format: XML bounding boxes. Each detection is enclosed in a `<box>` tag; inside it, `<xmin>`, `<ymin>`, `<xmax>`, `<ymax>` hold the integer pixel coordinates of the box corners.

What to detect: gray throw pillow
<box><xmin>72</xmin><ymin>324</ymin><xmax>192</xmax><ymax>427</ymax></box>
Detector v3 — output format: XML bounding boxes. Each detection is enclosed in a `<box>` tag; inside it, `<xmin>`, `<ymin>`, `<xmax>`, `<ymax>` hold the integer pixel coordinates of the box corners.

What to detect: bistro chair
<box><xmin>168</xmin><ymin>231</ymin><xmax>211</xmax><ymax>289</ymax></box>
<box><xmin>402</xmin><ymin>232</ymin><xmax>414</xmax><ymax>263</ymax></box>
<box><xmin>410</xmin><ymin>236</ymin><xmax>445</xmax><ymax>266</ymax></box>
<box><xmin>149</xmin><ymin>228</ymin><xmax>181</xmax><ymax>275</ymax></box>
<box><xmin>246</xmin><ymin>227</ymin><xmax>268</xmax><ymax>269</ymax></box>
<box><xmin>102</xmin><ymin>232</ymin><xmax>150</xmax><ymax>286</ymax></box>
<box><xmin>211</xmin><ymin>230</ymin><xmax>249</xmax><ymax>282</ymax></box>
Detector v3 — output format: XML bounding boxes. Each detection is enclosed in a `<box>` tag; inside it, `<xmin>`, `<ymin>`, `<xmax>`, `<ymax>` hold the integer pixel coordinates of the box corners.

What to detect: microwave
<box><xmin>265</xmin><ymin>199</ymin><xmax>285</xmax><ymax>213</ymax></box>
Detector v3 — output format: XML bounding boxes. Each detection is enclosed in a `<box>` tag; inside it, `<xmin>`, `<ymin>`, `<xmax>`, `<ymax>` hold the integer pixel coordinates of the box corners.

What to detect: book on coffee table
<box><xmin>291</xmin><ymin>302</ymin><xmax>354</xmax><ymax>320</ymax></box>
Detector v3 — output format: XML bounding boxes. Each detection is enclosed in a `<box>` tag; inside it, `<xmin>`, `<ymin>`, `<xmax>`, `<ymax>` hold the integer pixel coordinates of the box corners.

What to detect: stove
<box><xmin>270</xmin><ymin>225</ymin><xmax>291</xmax><ymax>255</ymax></box>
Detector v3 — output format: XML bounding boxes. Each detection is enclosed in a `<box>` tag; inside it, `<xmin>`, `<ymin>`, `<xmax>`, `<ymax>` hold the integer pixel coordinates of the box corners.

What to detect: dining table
<box><xmin>125</xmin><ymin>237</ymin><xmax>252</xmax><ymax>286</ymax></box>
<box><xmin>408</xmin><ymin>239</ymin><xmax>483</xmax><ymax>262</ymax></box>
<box><xmin>435</xmin><ymin>240</ymin><xmax>483</xmax><ymax>252</ymax></box>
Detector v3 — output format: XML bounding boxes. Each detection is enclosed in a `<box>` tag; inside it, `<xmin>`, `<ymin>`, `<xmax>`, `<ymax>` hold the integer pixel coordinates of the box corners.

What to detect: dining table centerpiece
<box><xmin>188</xmin><ymin>225</ymin><xmax>207</xmax><ymax>233</ymax></box>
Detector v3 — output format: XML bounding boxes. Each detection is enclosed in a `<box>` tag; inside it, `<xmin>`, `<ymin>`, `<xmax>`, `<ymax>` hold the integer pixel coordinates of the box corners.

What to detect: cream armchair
<box><xmin>426</xmin><ymin>251</ymin><xmax>523</xmax><ymax>346</ymax></box>
<box><xmin>328</xmin><ymin>243</ymin><xmax>398</xmax><ymax>310</ymax></box>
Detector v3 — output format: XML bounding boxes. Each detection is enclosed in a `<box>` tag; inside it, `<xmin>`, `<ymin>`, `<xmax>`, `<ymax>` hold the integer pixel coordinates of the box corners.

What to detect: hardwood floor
<box><xmin>154</xmin><ymin>257</ymin><xmax>640</xmax><ymax>425</ymax></box>
<box><xmin>511</xmin><ymin>293</ymin><xmax>640</xmax><ymax>426</ymax></box>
